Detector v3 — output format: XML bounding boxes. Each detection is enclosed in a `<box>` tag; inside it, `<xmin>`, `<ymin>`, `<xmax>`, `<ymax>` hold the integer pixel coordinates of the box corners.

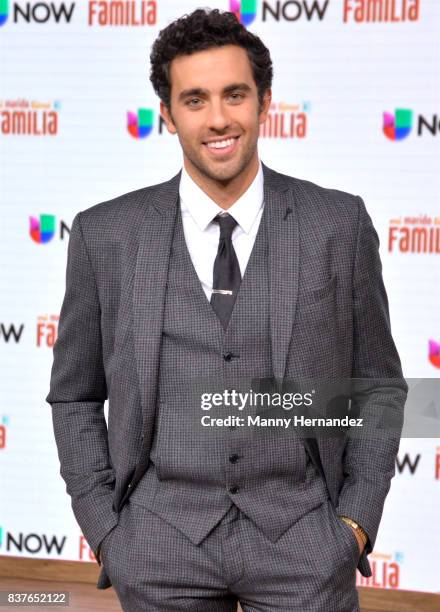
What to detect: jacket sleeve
<box><xmin>336</xmin><ymin>196</ymin><xmax>408</xmax><ymax>555</ymax></box>
<box><xmin>45</xmin><ymin>212</ymin><xmax>118</xmax><ymax>565</ymax></box>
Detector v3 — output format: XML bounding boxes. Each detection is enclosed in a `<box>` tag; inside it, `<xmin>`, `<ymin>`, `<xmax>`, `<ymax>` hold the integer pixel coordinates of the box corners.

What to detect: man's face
<box><xmin>160</xmin><ymin>44</ymin><xmax>271</xmax><ymax>184</ymax></box>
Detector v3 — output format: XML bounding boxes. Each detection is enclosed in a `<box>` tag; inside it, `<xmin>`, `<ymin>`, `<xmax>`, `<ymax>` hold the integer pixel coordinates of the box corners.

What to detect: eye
<box><xmin>186</xmin><ymin>98</ymin><xmax>202</xmax><ymax>107</ymax></box>
<box><xmin>229</xmin><ymin>92</ymin><xmax>244</xmax><ymax>101</ymax></box>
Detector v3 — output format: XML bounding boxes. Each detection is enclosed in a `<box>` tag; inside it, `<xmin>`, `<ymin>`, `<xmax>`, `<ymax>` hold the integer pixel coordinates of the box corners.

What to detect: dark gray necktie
<box><xmin>210</xmin><ymin>213</ymin><xmax>241</xmax><ymax>330</ymax></box>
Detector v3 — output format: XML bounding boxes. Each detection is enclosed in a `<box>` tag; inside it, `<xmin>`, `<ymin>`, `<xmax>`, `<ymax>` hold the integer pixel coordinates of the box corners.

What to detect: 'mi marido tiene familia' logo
<box><xmin>1</xmin><ymin>99</ymin><xmax>60</xmax><ymax>135</ymax></box>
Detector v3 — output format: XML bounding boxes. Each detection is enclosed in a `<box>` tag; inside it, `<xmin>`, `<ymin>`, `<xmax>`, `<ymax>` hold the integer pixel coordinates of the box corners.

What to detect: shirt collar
<box><xmin>179</xmin><ymin>159</ymin><xmax>264</xmax><ymax>234</ymax></box>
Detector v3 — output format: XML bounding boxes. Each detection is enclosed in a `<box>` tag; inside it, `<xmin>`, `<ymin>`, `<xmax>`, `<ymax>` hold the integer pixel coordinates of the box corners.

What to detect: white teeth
<box><xmin>206</xmin><ymin>138</ymin><xmax>236</xmax><ymax>149</ymax></box>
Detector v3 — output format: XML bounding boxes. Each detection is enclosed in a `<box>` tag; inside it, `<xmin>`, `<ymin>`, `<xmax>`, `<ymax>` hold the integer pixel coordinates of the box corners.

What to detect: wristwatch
<box><xmin>339</xmin><ymin>515</ymin><xmax>368</xmax><ymax>547</ymax></box>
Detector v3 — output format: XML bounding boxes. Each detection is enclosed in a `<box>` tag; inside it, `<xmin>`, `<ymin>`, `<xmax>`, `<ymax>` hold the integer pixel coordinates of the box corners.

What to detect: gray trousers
<box><xmin>99</xmin><ymin>498</ymin><xmax>360</xmax><ymax>612</ymax></box>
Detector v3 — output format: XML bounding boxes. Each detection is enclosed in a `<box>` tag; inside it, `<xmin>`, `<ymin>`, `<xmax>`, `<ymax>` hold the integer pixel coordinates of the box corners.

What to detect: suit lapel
<box><xmin>263</xmin><ymin>163</ymin><xmax>299</xmax><ymax>384</ymax></box>
<box><xmin>263</xmin><ymin>164</ymin><xmax>327</xmax><ymax>486</ymax></box>
<box><xmin>133</xmin><ymin>170</ymin><xmax>181</xmax><ymax>429</ymax></box>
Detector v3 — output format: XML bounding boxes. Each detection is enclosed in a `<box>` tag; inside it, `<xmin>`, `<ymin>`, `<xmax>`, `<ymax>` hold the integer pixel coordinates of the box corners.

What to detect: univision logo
<box><xmin>127</xmin><ymin>108</ymin><xmax>154</xmax><ymax>139</ymax></box>
<box><xmin>230</xmin><ymin>0</ymin><xmax>257</xmax><ymax>26</ymax></box>
<box><xmin>29</xmin><ymin>214</ymin><xmax>55</xmax><ymax>243</ymax></box>
<box><xmin>383</xmin><ymin>108</ymin><xmax>440</xmax><ymax>140</ymax></box>
<box><xmin>0</xmin><ymin>0</ymin><xmax>8</xmax><ymax>25</ymax></box>
<box><xmin>429</xmin><ymin>340</ymin><xmax>440</xmax><ymax>369</ymax></box>
<box><xmin>232</xmin><ymin>0</ymin><xmax>330</xmax><ymax>23</ymax></box>
<box><xmin>383</xmin><ymin>108</ymin><xmax>413</xmax><ymax>141</ymax></box>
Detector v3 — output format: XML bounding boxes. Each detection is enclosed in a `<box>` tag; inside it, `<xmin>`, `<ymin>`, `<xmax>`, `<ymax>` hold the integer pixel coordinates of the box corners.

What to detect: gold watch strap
<box><xmin>339</xmin><ymin>515</ymin><xmax>368</xmax><ymax>546</ymax></box>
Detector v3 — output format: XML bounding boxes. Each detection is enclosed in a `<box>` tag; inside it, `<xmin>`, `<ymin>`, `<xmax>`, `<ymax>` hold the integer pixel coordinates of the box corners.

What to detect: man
<box><xmin>46</xmin><ymin>8</ymin><xmax>407</xmax><ymax>612</ymax></box>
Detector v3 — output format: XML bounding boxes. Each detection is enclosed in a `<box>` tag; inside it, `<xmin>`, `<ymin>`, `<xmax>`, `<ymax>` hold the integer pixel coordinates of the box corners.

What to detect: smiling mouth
<box><xmin>203</xmin><ymin>136</ymin><xmax>240</xmax><ymax>155</ymax></box>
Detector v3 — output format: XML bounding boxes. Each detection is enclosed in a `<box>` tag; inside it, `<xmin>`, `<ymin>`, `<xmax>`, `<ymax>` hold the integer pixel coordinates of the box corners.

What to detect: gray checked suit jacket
<box><xmin>46</xmin><ymin>162</ymin><xmax>407</xmax><ymax>586</ymax></box>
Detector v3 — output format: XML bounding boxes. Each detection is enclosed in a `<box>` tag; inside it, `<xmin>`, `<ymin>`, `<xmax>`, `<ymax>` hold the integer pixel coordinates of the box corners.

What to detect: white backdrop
<box><xmin>1</xmin><ymin>0</ymin><xmax>439</xmax><ymax>595</ymax></box>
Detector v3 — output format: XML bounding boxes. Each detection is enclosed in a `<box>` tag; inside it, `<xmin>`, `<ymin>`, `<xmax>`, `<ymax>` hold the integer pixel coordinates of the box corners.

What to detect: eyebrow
<box><xmin>177</xmin><ymin>82</ymin><xmax>252</xmax><ymax>103</ymax></box>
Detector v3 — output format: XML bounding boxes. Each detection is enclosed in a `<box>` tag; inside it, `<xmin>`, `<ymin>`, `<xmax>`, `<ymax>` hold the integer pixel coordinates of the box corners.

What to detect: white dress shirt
<box><xmin>179</xmin><ymin>161</ymin><xmax>265</xmax><ymax>301</ymax></box>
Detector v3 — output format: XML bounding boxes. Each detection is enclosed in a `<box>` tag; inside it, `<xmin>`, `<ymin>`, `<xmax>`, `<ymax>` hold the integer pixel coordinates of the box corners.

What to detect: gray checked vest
<box><xmin>129</xmin><ymin>201</ymin><xmax>328</xmax><ymax>544</ymax></box>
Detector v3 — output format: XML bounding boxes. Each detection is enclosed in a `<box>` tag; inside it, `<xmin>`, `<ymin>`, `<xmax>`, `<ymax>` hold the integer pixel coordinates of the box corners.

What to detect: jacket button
<box><xmin>229</xmin><ymin>485</ymin><xmax>239</xmax><ymax>494</ymax></box>
<box><xmin>128</xmin><ymin>483</ymin><xmax>132</xmax><ymax>488</ymax></box>
<box><xmin>229</xmin><ymin>454</ymin><xmax>240</xmax><ymax>463</ymax></box>
<box><xmin>224</xmin><ymin>352</ymin><xmax>233</xmax><ymax>362</ymax></box>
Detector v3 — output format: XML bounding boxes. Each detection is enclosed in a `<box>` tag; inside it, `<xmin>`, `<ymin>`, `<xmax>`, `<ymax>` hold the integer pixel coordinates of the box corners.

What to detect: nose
<box><xmin>206</xmin><ymin>99</ymin><xmax>231</xmax><ymax>132</ymax></box>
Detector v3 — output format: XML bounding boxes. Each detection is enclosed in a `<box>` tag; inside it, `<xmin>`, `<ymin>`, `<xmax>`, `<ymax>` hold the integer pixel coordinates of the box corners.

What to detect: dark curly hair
<box><xmin>149</xmin><ymin>8</ymin><xmax>273</xmax><ymax>111</ymax></box>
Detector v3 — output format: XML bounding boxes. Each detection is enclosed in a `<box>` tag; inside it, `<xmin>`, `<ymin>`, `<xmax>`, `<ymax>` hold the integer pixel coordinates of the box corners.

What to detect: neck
<box><xmin>183</xmin><ymin>155</ymin><xmax>260</xmax><ymax>210</ymax></box>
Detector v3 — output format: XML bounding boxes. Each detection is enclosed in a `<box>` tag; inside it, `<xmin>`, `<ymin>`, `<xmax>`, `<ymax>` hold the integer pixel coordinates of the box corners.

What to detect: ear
<box><xmin>258</xmin><ymin>89</ymin><xmax>272</xmax><ymax>125</ymax></box>
<box><xmin>160</xmin><ymin>101</ymin><xmax>177</xmax><ymax>135</ymax></box>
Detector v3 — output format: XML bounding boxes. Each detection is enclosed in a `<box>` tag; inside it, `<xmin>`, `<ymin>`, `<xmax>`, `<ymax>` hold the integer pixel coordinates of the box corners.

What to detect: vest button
<box><xmin>223</xmin><ymin>352</ymin><xmax>233</xmax><ymax>362</ymax></box>
<box><xmin>229</xmin><ymin>454</ymin><xmax>240</xmax><ymax>463</ymax></box>
<box><xmin>229</xmin><ymin>485</ymin><xmax>239</xmax><ymax>494</ymax></box>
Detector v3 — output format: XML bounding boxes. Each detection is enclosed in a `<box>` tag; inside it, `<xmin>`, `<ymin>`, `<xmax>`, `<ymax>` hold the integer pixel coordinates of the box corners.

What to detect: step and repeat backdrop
<box><xmin>1</xmin><ymin>0</ymin><xmax>439</xmax><ymax>595</ymax></box>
